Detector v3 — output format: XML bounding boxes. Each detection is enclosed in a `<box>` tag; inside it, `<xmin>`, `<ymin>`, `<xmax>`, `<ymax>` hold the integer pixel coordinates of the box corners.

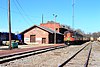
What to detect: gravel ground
<box><xmin>64</xmin><ymin>42</ymin><xmax>91</xmax><ymax>67</ymax></box>
<box><xmin>0</xmin><ymin>42</ymin><xmax>98</xmax><ymax>67</ymax></box>
<box><xmin>88</xmin><ymin>41</ymin><xmax>100</xmax><ymax>67</ymax></box>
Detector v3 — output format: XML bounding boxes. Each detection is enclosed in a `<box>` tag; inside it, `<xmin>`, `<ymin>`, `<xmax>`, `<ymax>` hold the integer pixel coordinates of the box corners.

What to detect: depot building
<box><xmin>20</xmin><ymin>21</ymin><xmax>72</xmax><ymax>44</ymax></box>
<box><xmin>20</xmin><ymin>25</ymin><xmax>63</xmax><ymax>44</ymax></box>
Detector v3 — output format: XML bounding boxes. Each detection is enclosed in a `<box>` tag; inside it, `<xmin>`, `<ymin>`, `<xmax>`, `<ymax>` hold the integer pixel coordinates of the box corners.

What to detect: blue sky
<box><xmin>0</xmin><ymin>0</ymin><xmax>100</xmax><ymax>34</ymax></box>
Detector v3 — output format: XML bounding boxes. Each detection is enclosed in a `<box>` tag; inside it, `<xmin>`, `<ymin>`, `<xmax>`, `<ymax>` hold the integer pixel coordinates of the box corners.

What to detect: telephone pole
<box><xmin>53</xmin><ymin>14</ymin><xmax>57</xmax><ymax>44</ymax></box>
<box><xmin>72</xmin><ymin>0</ymin><xmax>75</xmax><ymax>29</ymax></box>
<box><xmin>8</xmin><ymin>0</ymin><xmax>12</xmax><ymax>49</ymax></box>
<box><xmin>42</xmin><ymin>14</ymin><xmax>44</xmax><ymax>23</ymax></box>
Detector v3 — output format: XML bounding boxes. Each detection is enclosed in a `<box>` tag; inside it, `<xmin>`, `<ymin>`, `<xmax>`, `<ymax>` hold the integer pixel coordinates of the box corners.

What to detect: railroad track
<box><xmin>59</xmin><ymin>42</ymin><xmax>92</xmax><ymax>67</ymax></box>
<box><xmin>88</xmin><ymin>41</ymin><xmax>100</xmax><ymax>67</ymax></box>
<box><xmin>94</xmin><ymin>41</ymin><xmax>100</xmax><ymax>45</ymax></box>
<box><xmin>0</xmin><ymin>45</ymin><xmax>67</xmax><ymax>64</ymax></box>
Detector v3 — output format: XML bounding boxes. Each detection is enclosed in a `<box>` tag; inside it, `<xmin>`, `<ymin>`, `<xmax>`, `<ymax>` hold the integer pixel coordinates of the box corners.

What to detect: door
<box><xmin>42</xmin><ymin>38</ymin><xmax>46</xmax><ymax>44</ymax></box>
<box><xmin>30</xmin><ymin>35</ymin><xmax>36</xmax><ymax>42</ymax></box>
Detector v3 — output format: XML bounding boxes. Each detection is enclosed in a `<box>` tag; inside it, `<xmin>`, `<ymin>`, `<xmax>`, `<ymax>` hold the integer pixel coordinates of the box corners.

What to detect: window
<box><xmin>42</xmin><ymin>38</ymin><xmax>46</xmax><ymax>43</ymax></box>
<box><xmin>30</xmin><ymin>35</ymin><xmax>36</xmax><ymax>42</ymax></box>
<box><xmin>56</xmin><ymin>28</ymin><xmax>58</xmax><ymax>31</ymax></box>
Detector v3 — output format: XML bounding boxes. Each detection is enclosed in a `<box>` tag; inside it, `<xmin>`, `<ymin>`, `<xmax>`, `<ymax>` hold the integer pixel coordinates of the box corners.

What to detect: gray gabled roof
<box><xmin>38</xmin><ymin>26</ymin><xmax>55</xmax><ymax>33</ymax></box>
<box><xmin>20</xmin><ymin>25</ymin><xmax>63</xmax><ymax>35</ymax></box>
<box><xmin>39</xmin><ymin>26</ymin><xmax>63</xmax><ymax>35</ymax></box>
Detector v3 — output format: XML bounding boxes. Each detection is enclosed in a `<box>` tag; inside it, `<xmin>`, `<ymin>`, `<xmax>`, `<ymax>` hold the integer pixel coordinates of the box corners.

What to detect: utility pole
<box><xmin>72</xmin><ymin>0</ymin><xmax>75</xmax><ymax>30</ymax></box>
<box><xmin>53</xmin><ymin>14</ymin><xmax>57</xmax><ymax>44</ymax></box>
<box><xmin>8</xmin><ymin>0</ymin><xmax>12</xmax><ymax>49</ymax></box>
<box><xmin>42</xmin><ymin>14</ymin><xmax>43</xmax><ymax>23</ymax></box>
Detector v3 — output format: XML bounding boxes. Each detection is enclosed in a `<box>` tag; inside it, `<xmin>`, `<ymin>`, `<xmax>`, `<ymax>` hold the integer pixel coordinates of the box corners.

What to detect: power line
<box><xmin>0</xmin><ymin>7</ymin><xmax>38</xmax><ymax>19</ymax></box>
<box><xmin>15</xmin><ymin>0</ymin><xmax>33</xmax><ymax>23</ymax></box>
<box><xmin>13</xmin><ymin>0</ymin><xmax>31</xmax><ymax>26</ymax></box>
<box><xmin>0</xmin><ymin>7</ymin><xmax>23</xmax><ymax>14</ymax></box>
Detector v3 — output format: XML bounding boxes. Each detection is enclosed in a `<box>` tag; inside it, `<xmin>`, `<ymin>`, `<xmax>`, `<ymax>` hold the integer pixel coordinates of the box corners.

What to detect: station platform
<box><xmin>0</xmin><ymin>44</ymin><xmax>64</xmax><ymax>58</ymax></box>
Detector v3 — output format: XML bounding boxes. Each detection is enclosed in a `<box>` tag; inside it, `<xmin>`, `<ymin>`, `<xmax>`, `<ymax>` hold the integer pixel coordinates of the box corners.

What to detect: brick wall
<box><xmin>40</xmin><ymin>22</ymin><xmax>61</xmax><ymax>33</ymax></box>
<box><xmin>24</xmin><ymin>27</ymin><xmax>49</xmax><ymax>44</ymax></box>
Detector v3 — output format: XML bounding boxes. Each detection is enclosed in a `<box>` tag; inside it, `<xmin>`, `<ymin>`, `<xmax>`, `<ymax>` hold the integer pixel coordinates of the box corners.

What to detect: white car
<box><xmin>90</xmin><ymin>37</ymin><xmax>94</xmax><ymax>41</ymax></box>
<box><xmin>97</xmin><ymin>37</ymin><xmax>100</xmax><ymax>41</ymax></box>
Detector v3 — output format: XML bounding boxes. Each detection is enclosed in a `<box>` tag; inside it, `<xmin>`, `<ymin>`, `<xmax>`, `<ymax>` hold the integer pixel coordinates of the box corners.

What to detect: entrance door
<box><xmin>42</xmin><ymin>38</ymin><xmax>46</xmax><ymax>44</ymax></box>
<box><xmin>30</xmin><ymin>35</ymin><xmax>36</xmax><ymax>42</ymax></box>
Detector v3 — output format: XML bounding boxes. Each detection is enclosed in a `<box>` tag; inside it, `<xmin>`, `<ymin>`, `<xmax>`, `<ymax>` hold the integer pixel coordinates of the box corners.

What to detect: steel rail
<box><xmin>84</xmin><ymin>44</ymin><xmax>92</xmax><ymax>67</ymax></box>
<box><xmin>59</xmin><ymin>42</ymin><xmax>90</xmax><ymax>67</ymax></box>
<box><xmin>0</xmin><ymin>45</ymin><xmax>67</xmax><ymax>64</ymax></box>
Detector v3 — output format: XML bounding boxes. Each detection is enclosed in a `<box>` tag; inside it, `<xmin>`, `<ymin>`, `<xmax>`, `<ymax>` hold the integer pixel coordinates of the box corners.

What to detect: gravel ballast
<box><xmin>0</xmin><ymin>42</ymin><xmax>99</xmax><ymax>67</ymax></box>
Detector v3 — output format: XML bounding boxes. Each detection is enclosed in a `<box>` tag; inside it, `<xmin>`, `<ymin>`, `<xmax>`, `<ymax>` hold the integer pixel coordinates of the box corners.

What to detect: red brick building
<box><xmin>20</xmin><ymin>21</ymin><xmax>72</xmax><ymax>44</ymax></box>
<box><xmin>40</xmin><ymin>21</ymin><xmax>70</xmax><ymax>34</ymax></box>
<box><xmin>21</xmin><ymin>25</ymin><xmax>63</xmax><ymax>44</ymax></box>
<box><xmin>40</xmin><ymin>21</ymin><xmax>61</xmax><ymax>33</ymax></box>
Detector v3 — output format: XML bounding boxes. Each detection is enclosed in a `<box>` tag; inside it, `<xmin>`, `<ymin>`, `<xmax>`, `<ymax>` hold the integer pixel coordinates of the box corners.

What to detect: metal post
<box><xmin>53</xmin><ymin>14</ymin><xmax>57</xmax><ymax>44</ymax></box>
<box><xmin>72</xmin><ymin>0</ymin><xmax>74</xmax><ymax>29</ymax></box>
<box><xmin>42</xmin><ymin>14</ymin><xmax>43</xmax><ymax>23</ymax></box>
<box><xmin>8</xmin><ymin>0</ymin><xmax>12</xmax><ymax>49</ymax></box>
